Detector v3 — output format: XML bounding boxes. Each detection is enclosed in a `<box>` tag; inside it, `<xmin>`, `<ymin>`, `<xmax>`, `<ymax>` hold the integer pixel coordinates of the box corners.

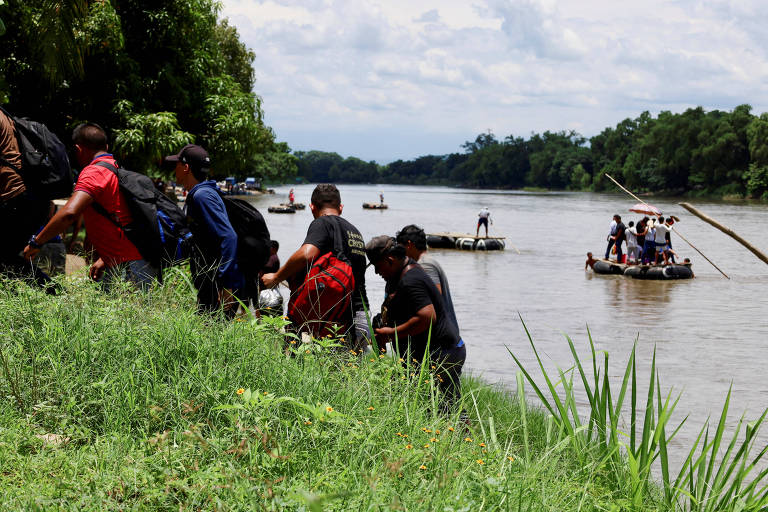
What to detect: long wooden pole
<box><xmin>679</xmin><ymin>202</ymin><xmax>768</xmax><ymax>265</ymax></box>
<box><xmin>604</xmin><ymin>174</ymin><xmax>730</xmax><ymax>279</ymax></box>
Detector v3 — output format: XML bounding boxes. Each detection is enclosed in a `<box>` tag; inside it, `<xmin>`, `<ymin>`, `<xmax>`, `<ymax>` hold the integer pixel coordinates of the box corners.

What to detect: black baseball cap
<box><xmin>163</xmin><ymin>144</ymin><xmax>211</xmax><ymax>174</ymax></box>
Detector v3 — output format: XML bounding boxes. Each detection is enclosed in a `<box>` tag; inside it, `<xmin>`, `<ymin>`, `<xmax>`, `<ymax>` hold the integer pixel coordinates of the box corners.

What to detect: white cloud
<box><xmin>221</xmin><ymin>0</ymin><xmax>768</xmax><ymax>163</ymax></box>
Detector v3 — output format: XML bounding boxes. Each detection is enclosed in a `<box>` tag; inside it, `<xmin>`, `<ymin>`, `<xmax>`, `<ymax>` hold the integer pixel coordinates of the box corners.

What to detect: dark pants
<box><xmin>433</xmin><ymin>342</ymin><xmax>466</xmax><ymax>414</ymax></box>
<box><xmin>194</xmin><ymin>273</ymin><xmax>240</xmax><ymax>320</ymax></box>
<box><xmin>0</xmin><ymin>192</ymin><xmax>57</xmax><ymax>293</ymax></box>
<box><xmin>643</xmin><ymin>240</ymin><xmax>656</xmax><ymax>264</ymax></box>
<box><xmin>399</xmin><ymin>341</ymin><xmax>466</xmax><ymax>415</ymax></box>
<box><xmin>605</xmin><ymin>238</ymin><xmax>615</xmax><ymax>259</ymax></box>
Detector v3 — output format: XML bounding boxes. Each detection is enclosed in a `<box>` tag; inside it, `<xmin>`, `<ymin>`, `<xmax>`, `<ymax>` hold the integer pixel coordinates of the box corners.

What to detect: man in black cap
<box><xmin>165</xmin><ymin>144</ymin><xmax>243</xmax><ymax>316</ymax></box>
<box><xmin>366</xmin><ymin>235</ymin><xmax>465</xmax><ymax>413</ymax></box>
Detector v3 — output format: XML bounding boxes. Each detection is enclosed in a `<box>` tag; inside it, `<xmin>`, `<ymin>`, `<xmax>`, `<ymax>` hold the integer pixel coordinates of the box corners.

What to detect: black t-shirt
<box><xmin>615</xmin><ymin>221</ymin><xmax>626</xmax><ymax>241</ymax></box>
<box><xmin>388</xmin><ymin>261</ymin><xmax>460</xmax><ymax>361</ymax></box>
<box><xmin>302</xmin><ymin>215</ymin><xmax>368</xmax><ymax>312</ymax></box>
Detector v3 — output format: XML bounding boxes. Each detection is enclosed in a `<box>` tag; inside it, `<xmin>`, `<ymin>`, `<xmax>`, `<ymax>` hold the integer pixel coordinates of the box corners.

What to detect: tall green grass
<box><xmin>0</xmin><ymin>273</ymin><xmax>766</xmax><ymax>510</ymax></box>
<box><xmin>509</xmin><ymin>315</ymin><xmax>768</xmax><ymax>511</ymax></box>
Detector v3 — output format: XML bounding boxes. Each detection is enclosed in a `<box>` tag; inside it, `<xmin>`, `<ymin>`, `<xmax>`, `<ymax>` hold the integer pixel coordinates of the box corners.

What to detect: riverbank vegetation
<box><xmin>0</xmin><ymin>0</ymin><xmax>297</xmax><ymax>181</ymax></box>
<box><xmin>297</xmin><ymin>105</ymin><xmax>768</xmax><ymax>200</ymax></box>
<box><xmin>2</xmin><ymin>274</ymin><xmax>768</xmax><ymax>510</ymax></box>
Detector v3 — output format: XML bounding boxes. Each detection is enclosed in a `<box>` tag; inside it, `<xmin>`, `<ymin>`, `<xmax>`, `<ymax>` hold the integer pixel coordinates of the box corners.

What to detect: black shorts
<box><xmin>477</xmin><ymin>217</ymin><xmax>489</xmax><ymax>227</ymax></box>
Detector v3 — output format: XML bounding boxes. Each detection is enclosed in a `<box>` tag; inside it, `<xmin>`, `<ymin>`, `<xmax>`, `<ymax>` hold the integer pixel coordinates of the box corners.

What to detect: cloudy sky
<box><xmin>221</xmin><ymin>0</ymin><xmax>768</xmax><ymax>164</ymax></box>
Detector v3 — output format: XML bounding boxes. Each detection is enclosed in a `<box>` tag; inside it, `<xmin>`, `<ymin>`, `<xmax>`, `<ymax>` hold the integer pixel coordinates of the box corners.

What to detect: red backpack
<box><xmin>288</xmin><ymin>219</ymin><xmax>355</xmax><ymax>338</ymax></box>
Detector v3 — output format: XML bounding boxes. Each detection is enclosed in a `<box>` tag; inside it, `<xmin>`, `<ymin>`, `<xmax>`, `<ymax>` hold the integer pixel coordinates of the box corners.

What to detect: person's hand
<box><xmin>374</xmin><ymin>326</ymin><xmax>396</xmax><ymax>343</ymax></box>
<box><xmin>261</xmin><ymin>272</ymin><xmax>279</xmax><ymax>288</ymax></box>
<box><xmin>22</xmin><ymin>244</ymin><xmax>40</xmax><ymax>261</ymax></box>
<box><xmin>89</xmin><ymin>258</ymin><xmax>106</xmax><ymax>281</ymax></box>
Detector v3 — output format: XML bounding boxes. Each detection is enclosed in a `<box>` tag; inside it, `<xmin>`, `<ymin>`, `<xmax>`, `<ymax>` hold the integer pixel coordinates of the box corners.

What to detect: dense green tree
<box><xmin>294</xmin><ymin>106</ymin><xmax>764</xmax><ymax>199</ymax></box>
<box><xmin>745</xmin><ymin>112</ymin><xmax>768</xmax><ymax>199</ymax></box>
<box><xmin>112</xmin><ymin>100</ymin><xmax>193</xmax><ymax>175</ymax></box>
<box><xmin>0</xmin><ymin>0</ymin><xmax>294</xmax><ymax>181</ymax></box>
<box><xmin>293</xmin><ymin>151</ymin><xmax>344</xmax><ymax>182</ymax></box>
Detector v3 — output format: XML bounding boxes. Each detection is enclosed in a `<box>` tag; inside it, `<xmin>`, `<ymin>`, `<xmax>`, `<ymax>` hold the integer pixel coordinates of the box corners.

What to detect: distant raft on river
<box><xmin>592</xmin><ymin>259</ymin><xmax>694</xmax><ymax>280</ymax></box>
<box><xmin>426</xmin><ymin>233</ymin><xmax>506</xmax><ymax>251</ymax></box>
<box><xmin>267</xmin><ymin>205</ymin><xmax>296</xmax><ymax>214</ymax></box>
<box><xmin>268</xmin><ymin>202</ymin><xmax>305</xmax><ymax>214</ymax></box>
<box><xmin>362</xmin><ymin>202</ymin><xmax>388</xmax><ymax>209</ymax></box>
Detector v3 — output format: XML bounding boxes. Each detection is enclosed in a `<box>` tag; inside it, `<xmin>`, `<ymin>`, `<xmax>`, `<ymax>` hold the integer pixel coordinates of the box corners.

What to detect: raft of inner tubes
<box><xmin>426</xmin><ymin>234</ymin><xmax>505</xmax><ymax>251</ymax></box>
<box><xmin>592</xmin><ymin>259</ymin><xmax>694</xmax><ymax>280</ymax></box>
<box><xmin>267</xmin><ymin>205</ymin><xmax>296</xmax><ymax>214</ymax></box>
<box><xmin>362</xmin><ymin>202</ymin><xmax>388</xmax><ymax>209</ymax></box>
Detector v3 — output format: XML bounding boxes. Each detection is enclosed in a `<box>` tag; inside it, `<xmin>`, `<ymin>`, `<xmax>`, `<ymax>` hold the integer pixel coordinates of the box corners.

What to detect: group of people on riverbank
<box><xmin>601</xmin><ymin>213</ymin><xmax>679</xmax><ymax>266</ymax></box>
<box><xmin>259</xmin><ymin>186</ymin><xmax>466</xmax><ymax>413</ymax></box>
<box><xmin>0</xmin><ymin>111</ymin><xmax>465</xmax><ymax>413</ymax></box>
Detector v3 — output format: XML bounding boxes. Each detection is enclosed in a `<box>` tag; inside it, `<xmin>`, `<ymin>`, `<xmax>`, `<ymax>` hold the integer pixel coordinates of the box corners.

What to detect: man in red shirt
<box><xmin>23</xmin><ymin>123</ymin><xmax>158</xmax><ymax>287</ymax></box>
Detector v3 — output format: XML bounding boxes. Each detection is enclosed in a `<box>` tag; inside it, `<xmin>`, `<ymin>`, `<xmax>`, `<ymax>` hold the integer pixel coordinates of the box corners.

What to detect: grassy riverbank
<box><xmin>1</xmin><ymin>271</ymin><xmax>766</xmax><ymax>510</ymax></box>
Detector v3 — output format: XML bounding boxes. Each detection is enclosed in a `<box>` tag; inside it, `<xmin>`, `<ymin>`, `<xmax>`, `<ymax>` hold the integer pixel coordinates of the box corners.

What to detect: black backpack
<box><xmin>219</xmin><ymin>194</ymin><xmax>271</xmax><ymax>294</ymax></box>
<box><xmin>92</xmin><ymin>161</ymin><xmax>192</xmax><ymax>269</ymax></box>
<box><xmin>0</xmin><ymin>106</ymin><xmax>73</xmax><ymax>199</ymax></box>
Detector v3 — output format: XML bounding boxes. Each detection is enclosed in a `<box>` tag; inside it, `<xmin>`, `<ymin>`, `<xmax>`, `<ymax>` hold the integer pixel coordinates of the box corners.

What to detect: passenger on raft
<box><xmin>653</xmin><ymin>216</ymin><xmax>672</xmax><ymax>265</ymax></box>
<box><xmin>625</xmin><ymin>221</ymin><xmax>639</xmax><ymax>264</ymax></box>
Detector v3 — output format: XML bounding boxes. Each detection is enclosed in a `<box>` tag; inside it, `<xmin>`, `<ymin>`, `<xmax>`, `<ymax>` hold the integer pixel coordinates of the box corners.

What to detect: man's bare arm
<box><xmin>261</xmin><ymin>243</ymin><xmax>320</xmax><ymax>288</ymax></box>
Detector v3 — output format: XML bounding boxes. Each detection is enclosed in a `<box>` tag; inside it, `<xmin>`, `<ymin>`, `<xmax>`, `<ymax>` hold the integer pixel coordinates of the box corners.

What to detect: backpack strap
<box><xmin>0</xmin><ymin>156</ymin><xmax>19</xmax><ymax>172</ymax></box>
<box><xmin>89</xmin><ymin>160</ymin><xmax>124</xmax><ymax>228</ymax></box>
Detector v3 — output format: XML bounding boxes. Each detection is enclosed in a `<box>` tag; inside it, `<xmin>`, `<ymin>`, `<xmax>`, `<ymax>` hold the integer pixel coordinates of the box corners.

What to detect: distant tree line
<box><xmin>0</xmin><ymin>0</ymin><xmax>296</xmax><ymax>182</ymax></box>
<box><xmin>296</xmin><ymin>105</ymin><xmax>768</xmax><ymax>200</ymax></box>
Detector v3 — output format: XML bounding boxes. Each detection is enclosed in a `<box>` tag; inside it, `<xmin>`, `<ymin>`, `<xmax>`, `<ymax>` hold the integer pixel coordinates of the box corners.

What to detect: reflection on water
<box><xmin>247</xmin><ymin>183</ymin><xmax>768</xmax><ymax>467</ymax></box>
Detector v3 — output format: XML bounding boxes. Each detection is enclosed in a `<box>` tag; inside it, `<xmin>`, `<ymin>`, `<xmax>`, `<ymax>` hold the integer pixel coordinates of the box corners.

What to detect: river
<box><xmin>246</xmin><ymin>183</ymin><xmax>768</xmax><ymax>467</ymax></box>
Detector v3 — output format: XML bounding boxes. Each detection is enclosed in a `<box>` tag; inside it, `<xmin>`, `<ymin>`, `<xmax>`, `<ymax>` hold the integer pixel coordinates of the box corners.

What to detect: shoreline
<box><xmin>1</xmin><ymin>273</ymin><xmax>765</xmax><ymax>509</ymax></box>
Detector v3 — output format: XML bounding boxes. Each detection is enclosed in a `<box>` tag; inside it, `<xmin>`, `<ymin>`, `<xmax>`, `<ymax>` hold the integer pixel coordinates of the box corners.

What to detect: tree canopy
<box><xmin>297</xmin><ymin>105</ymin><xmax>768</xmax><ymax>200</ymax></box>
<box><xmin>0</xmin><ymin>0</ymin><xmax>296</xmax><ymax>181</ymax></box>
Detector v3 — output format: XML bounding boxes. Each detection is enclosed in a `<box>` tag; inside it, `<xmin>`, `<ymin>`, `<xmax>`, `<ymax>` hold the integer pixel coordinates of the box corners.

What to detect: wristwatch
<box><xmin>27</xmin><ymin>235</ymin><xmax>42</xmax><ymax>249</ymax></box>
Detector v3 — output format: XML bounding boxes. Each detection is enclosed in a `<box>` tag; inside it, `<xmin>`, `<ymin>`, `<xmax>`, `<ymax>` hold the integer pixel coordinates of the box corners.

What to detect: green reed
<box><xmin>509</xmin><ymin>315</ymin><xmax>768</xmax><ymax>511</ymax></box>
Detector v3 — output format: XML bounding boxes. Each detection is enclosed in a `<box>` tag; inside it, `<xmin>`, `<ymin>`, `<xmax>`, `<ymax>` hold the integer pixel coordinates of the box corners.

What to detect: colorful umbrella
<box><xmin>629</xmin><ymin>203</ymin><xmax>661</xmax><ymax>216</ymax></box>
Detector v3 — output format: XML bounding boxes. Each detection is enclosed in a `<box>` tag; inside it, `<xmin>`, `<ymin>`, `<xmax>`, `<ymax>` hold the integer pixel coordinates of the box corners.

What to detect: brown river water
<box><xmin>246</xmin><ymin>183</ymin><xmax>768</xmax><ymax>467</ymax></box>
